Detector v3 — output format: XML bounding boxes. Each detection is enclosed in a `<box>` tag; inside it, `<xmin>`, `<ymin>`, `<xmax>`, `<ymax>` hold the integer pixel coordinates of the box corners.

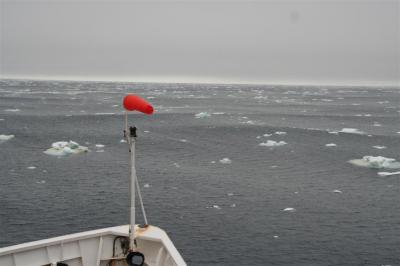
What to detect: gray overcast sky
<box><xmin>0</xmin><ymin>0</ymin><xmax>399</xmax><ymax>85</ymax></box>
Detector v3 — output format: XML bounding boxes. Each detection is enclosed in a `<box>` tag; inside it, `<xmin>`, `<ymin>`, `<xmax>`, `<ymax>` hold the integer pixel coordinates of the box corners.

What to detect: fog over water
<box><xmin>1</xmin><ymin>0</ymin><xmax>399</xmax><ymax>86</ymax></box>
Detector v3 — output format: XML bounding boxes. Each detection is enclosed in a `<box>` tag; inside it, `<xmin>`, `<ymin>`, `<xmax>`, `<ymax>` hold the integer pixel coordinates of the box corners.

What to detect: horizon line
<box><xmin>1</xmin><ymin>75</ymin><xmax>399</xmax><ymax>88</ymax></box>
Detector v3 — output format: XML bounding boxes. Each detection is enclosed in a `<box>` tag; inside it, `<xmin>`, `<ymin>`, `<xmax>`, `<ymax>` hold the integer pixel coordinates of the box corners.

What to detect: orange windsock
<box><xmin>123</xmin><ymin>94</ymin><xmax>154</xmax><ymax>115</ymax></box>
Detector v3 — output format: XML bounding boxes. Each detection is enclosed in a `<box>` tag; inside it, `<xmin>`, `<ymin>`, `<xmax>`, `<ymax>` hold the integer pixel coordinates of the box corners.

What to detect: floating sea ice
<box><xmin>263</xmin><ymin>133</ymin><xmax>272</xmax><ymax>137</ymax></box>
<box><xmin>212</xmin><ymin>112</ymin><xmax>225</xmax><ymax>115</ymax></box>
<box><xmin>195</xmin><ymin>112</ymin><xmax>211</xmax><ymax>118</ymax></box>
<box><xmin>0</xmin><ymin>134</ymin><xmax>14</xmax><ymax>143</ymax></box>
<box><xmin>275</xmin><ymin>131</ymin><xmax>287</xmax><ymax>135</ymax></box>
<box><xmin>120</xmin><ymin>139</ymin><xmax>127</xmax><ymax>143</ymax></box>
<box><xmin>325</xmin><ymin>143</ymin><xmax>337</xmax><ymax>147</ymax></box>
<box><xmin>227</xmin><ymin>193</ymin><xmax>234</xmax><ymax>196</ymax></box>
<box><xmin>377</xmin><ymin>171</ymin><xmax>400</xmax><ymax>177</ymax></box>
<box><xmin>0</xmin><ymin>118</ymin><xmax>4</xmax><ymax>121</ymax></box>
<box><xmin>143</xmin><ymin>183</ymin><xmax>151</xmax><ymax>188</ymax></box>
<box><xmin>96</xmin><ymin>150</ymin><xmax>104</xmax><ymax>153</ymax></box>
<box><xmin>373</xmin><ymin>145</ymin><xmax>386</xmax><ymax>149</ymax></box>
<box><xmin>328</xmin><ymin>131</ymin><xmax>339</xmax><ymax>135</ymax></box>
<box><xmin>95</xmin><ymin>144</ymin><xmax>105</xmax><ymax>148</ymax></box>
<box><xmin>230</xmin><ymin>203</ymin><xmax>236</xmax><ymax>208</ymax></box>
<box><xmin>219</xmin><ymin>158</ymin><xmax>232</xmax><ymax>164</ymax></box>
<box><xmin>4</xmin><ymin>109</ymin><xmax>20</xmax><ymax>112</ymax></box>
<box><xmin>212</xmin><ymin>205</ymin><xmax>221</xmax><ymax>210</ymax></box>
<box><xmin>273</xmin><ymin>235</ymin><xmax>279</xmax><ymax>239</ymax></box>
<box><xmin>36</xmin><ymin>180</ymin><xmax>46</xmax><ymax>184</ymax></box>
<box><xmin>332</xmin><ymin>189</ymin><xmax>342</xmax><ymax>193</ymax></box>
<box><xmin>173</xmin><ymin>162</ymin><xmax>180</xmax><ymax>168</ymax></box>
<box><xmin>373</xmin><ymin>122</ymin><xmax>382</xmax><ymax>127</ymax></box>
<box><xmin>179</xmin><ymin>139</ymin><xmax>188</xmax><ymax>142</ymax></box>
<box><xmin>282</xmin><ymin>207</ymin><xmax>296</xmax><ymax>212</ymax></box>
<box><xmin>349</xmin><ymin>156</ymin><xmax>400</xmax><ymax>169</ymax></box>
<box><xmin>210</xmin><ymin>161</ymin><xmax>216</xmax><ymax>164</ymax></box>
<box><xmin>27</xmin><ymin>166</ymin><xmax>36</xmax><ymax>170</ymax></box>
<box><xmin>339</xmin><ymin>128</ymin><xmax>365</xmax><ymax>134</ymax></box>
<box><xmin>259</xmin><ymin>140</ymin><xmax>287</xmax><ymax>147</ymax></box>
<box><xmin>44</xmin><ymin>141</ymin><xmax>88</xmax><ymax>156</ymax></box>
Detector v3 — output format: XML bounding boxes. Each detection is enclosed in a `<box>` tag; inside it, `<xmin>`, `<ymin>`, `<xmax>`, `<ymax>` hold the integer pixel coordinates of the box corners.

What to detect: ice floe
<box><xmin>263</xmin><ymin>133</ymin><xmax>272</xmax><ymax>137</ymax></box>
<box><xmin>372</xmin><ymin>145</ymin><xmax>386</xmax><ymax>149</ymax></box>
<box><xmin>44</xmin><ymin>141</ymin><xmax>88</xmax><ymax>156</ymax></box>
<box><xmin>4</xmin><ymin>109</ymin><xmax>20</xmax><ymax>112</ymax></box>
<box><xmin>275</xmin><ymin>131</ymin><xmax>287</xmax><ymax>135</ymax></box>
<box><xmin>332</xmin><ymin>189</ymin><xmax>342</xmax><ymax>193</ymax></box>
<box><xmin>377</xmin><ymin>171</ymin><xmax>400</xmax><ymax>177</ymax></box>
<box><xmin>227</xmin><ymin>192</ymin><xmax>234</xmax><ymax>196</ymax></box>
<box><xmin>212</xmin><ymin>205</ymin><xmax>221</xmax><ymax>210</ymax></box>
<box><xmin>282</xmin><ymin>207</ymin><xmax>296</xmax><ymax>212</ymax></box>
<box><xmin>27</xmin><ymin>166</ymin><xmax>36</xmax><ymax>170</ymax></box>
<box><xmin>230</xmin><ymin>204</ymin><xmax>236</xmax><ymax>208</ymax></box>
<box><xmin>259</xmin><ymin>140</ymin><xmax>287</xmax><ymax>147</ymax></box>
<box><xmin>219</xmin><ymin>158</ymin><xmax>232</xmax><ymax>164</ymax></box>
<box><xmin>339</xmin><ymin>128</ymin><xmax>364</xmax><ymax>134</ymax></box>
<box><xmin>349</xmin><ymin>156</ymin><xmax>400</xmax><ymax>169</ymax></box>
<box><xmin>0</xmin><ymin>134</ymin><xmax>14</xmax><ymax>143</ymax></box>
<box><xmin>95</xmin><ymin>144</ymin><xmax>105</xmax><ymax>148</ymax></box>
<box><xmin>195</xmin><ymin>112</ymin><xmax>211</xmax><ymax>118</ymax></box>
<box><xmin>143</xmin><ymin>183</ymin><xmax>151</xmax><ymax>188</ymax></box>
<box><xmin>325</xmin><ymin>143</ymin><xmax>337</xmax><ymax>147</ymax></box>
<box><xmin>120</xmin><ymin>139</ymin><xmax>127</xmax><ymax>143</ymax></box>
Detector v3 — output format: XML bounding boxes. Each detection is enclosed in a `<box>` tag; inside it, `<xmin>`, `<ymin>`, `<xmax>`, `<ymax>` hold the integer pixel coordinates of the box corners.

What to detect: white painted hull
<box><xmin>0</xmin><ymin>225</ymin><xmax>186</xmax><ymax>266</ymax></box>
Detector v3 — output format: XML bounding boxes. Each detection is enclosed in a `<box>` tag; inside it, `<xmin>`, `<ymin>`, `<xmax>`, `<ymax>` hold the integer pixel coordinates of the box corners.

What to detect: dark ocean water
<box><xmin>0</xmin><ymin>79</ymin><xmax>399</xmax><ymax>266</ymax></box>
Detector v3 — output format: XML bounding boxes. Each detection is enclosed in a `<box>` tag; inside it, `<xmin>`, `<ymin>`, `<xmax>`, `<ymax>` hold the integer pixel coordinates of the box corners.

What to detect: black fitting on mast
<box><xmin>130</xmin><ymin>126</ymin><xmax>137</xmax><ymax>138</ymax></box>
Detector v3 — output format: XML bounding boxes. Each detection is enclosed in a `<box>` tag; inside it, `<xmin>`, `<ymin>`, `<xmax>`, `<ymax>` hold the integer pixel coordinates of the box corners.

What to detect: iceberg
<box><xmin>325</xmin><ymin>143</ymin><xmax>337</xmax><ymax>147</ymax></box>
<box><xmin>195</xmin><ymin>112</ymin><xmax>211</xmax><ymax>118</ymax></box>
<box><xmin>219</xmin><ymin>158</ymin><xmax>232</xmax><ymax>164</ymax></box>
<box><xmin>339</xmin><ymin>128</ymin><xmax>365</xmax><ymax>134</ymax></box>
<box><xmin>349</xmin><ymin>156</ymin><xmax>400</xmax><ymax>169</ymax></box>
<box><xmin>377</xmin><ymin>171</ymin><xmax>400</xmax><ymax>177</ymax></box>
<box><xmin>282</xmin><ymin>207</ymin><xmax>296</xmax><ymax>212</ymax></box>
<box><xmin>0</xmin><ymin>134</ymin><xmax>14</xmax><ymax>143</ymax></box>
<box><xmin>372</xmin><ymin>145</ymin><xmax>386</xmax><ymax>149</ymax></box>
<box><xmin>44</xmin><ymin>141</ymin><xmax>88</xmax><ymax>156</ymax></box>
<box><xmin>259</xmin><ymin>140</ymin><xmax>287</xmax><ymax>147</ymax></box>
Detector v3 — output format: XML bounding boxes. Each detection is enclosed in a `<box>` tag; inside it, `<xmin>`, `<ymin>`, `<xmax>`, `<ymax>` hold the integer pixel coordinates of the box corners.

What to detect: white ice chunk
<box><xmin>195</xmin><ymin>112</ymin><xmax>211</xmax><ymax>118</ymax></box>
<box><xmin>219</xmin><ymin>158</ymin><xmax>232</xmax><ymax>164</ymax></box>
<box><xmin>120</xmin><ymin>139</ymin><xmax>127</xmax><ymax>143</ymax></box>
<box><xmin>275</xmin><ymin>131</ymin><xmax>287</xmax><ymax>135</ymax></box>
<box><xmin>325</xmin><ymin>143</ymin><xmax>337</xmax><ymax>147</ymax></box>
<box><xmin>230</xmin><ymin>203</ymin><xmax>236</xmax><ymax>208</ymax></box>
<box><xmin>332</xmin><ymin>189</ymin><xmax>342</xmax><ymax>193</ymax></box>
<box><xmin>0</xmin><ymin>134</ymin><xmax>14</xmax><ymax>143</ymax></box>
<box><xmin>377</xmin><ymin>171</ymin><xmax>400</xmax><ymax>177</ymax></box>
<box><xmin>212</xmin><ymin>205</ymin><xmax>221</xmax><ymax>210</ymax></box>
<box><xmin>95</xmin><ymin>144</ymin><xmax>105</xmax><ymax>148</ymax></box>
<box><xmin>44</xmin><ymin>141</ymin><xmax>88</xmax><ymax>156</ymax></box>
<box><xmin>263</xmin><ymin>133</ymin><xmax>272</xmax><ymax>137</ymax></box>
<box><xmin>227</xmin><ymin>193</ymin><xmax>234</xmax><ymax>196</ymax></box>
<box><xmin>27</xmin><ymin>166</ymin><xmax>36</xmax><ymax>170</ymax></box>
<box><xmin>349</xmin><ymin>156</ymin><xmax>400</xmax><ymax>169</ymax></box>
<box><xmin>4</xmin><ymin>109</ymin><xmax>20</xmax><ymax>112</ymax></box>
<box><xmin>282</xmin><ymin>207</ymin><xmax>296</xmax><ymax>212</ymax></box>
<box><xmin>372</xmin><ymin>145</ymin><xmax>386</xmax><ymax>149</ymax></box>
<box><xmin>259</xmin><ymin>140</ymin><xmax>287</xmax><ymax>147</ymax></box>
<box><xmin>339</xmin><ymin>128</ymin><xmax>365</xmax><ymax>134</ymax></box>
<box><xmin>143</xmin><ymin>183</ymin><xmax>151</xmax><ymax>188</ymax></box>
<box><xmin>328</xmin><ymin>131</ymin><xmax>339</xmax><ymax>135</ymax></box>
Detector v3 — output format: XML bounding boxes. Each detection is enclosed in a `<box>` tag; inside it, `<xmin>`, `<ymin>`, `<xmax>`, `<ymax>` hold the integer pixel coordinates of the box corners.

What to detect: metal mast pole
<box><xmin>129</xmin><ymin>127</ymin><xmax>137</xmax><ymax>251</ymax></box>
